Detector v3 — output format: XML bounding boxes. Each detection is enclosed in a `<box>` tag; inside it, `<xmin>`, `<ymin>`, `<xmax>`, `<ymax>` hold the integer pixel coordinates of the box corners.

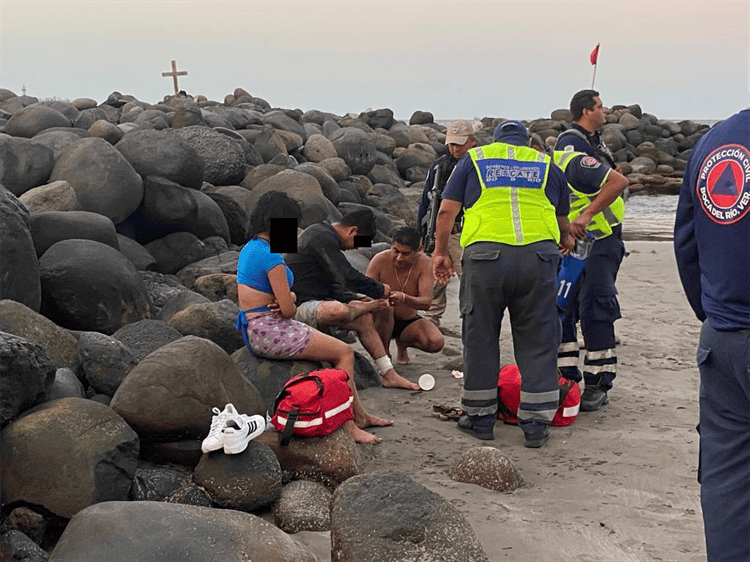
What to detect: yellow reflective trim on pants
<box><xmin>558</xmin><ymin>357</ymin><xmax>579</xmax><ymax>367</ymax></box>
<box><xmin>558</xmin><ymin>342</ymin><xmax>579</xmax><ymax>353</ymax></box>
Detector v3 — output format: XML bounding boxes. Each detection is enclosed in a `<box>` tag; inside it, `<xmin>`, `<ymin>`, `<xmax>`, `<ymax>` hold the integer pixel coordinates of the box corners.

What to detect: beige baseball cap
<box><xmin>445</xmin><ymin>119</ymin><xmax>474</xmax><ymax>145</ymax></box>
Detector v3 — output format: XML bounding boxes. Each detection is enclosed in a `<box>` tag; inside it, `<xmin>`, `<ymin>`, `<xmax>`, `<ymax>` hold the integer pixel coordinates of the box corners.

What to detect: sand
<box><xmin>294</xmin><ymin>240</ymin><xmax>705</xmax><ymax>562</ymax></box>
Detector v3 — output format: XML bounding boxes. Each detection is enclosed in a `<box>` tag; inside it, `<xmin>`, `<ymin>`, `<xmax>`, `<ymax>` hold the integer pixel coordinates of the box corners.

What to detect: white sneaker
<box><xmin>223</xmin><ymin>414</ymin><xmax>266</xmax><ymax>454</ymax></box>
<box><xmin>201</xmin><ymin>404</ymin><xmax>240</xmax><ymax>453</ymax></box>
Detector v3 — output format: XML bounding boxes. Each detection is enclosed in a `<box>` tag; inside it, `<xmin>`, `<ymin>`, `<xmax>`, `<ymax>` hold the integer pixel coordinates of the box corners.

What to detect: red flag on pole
<box><xmin>590</xmin><ymin>43</ymin><xmax>600</xmax><ymax>66</ymax></box>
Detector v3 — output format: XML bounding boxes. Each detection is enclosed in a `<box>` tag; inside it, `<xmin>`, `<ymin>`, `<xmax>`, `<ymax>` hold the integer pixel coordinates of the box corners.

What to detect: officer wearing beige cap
<box><xmin>417</xmin><ymin>119</ymin><xmax>476</xmax><ymax>332</ymax></box>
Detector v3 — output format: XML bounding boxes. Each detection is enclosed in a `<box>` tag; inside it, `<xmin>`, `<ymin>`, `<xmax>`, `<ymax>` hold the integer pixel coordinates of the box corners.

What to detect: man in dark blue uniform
<box><xmin>674</xmin><ymin>108</ymin><xmax>750</xmax><ymax>562</ymax></box>
<box><xmin>555</xmin><ymin>89</ymin><xmax>626</xmax><ymax>411</ymax></box>
<box><xmin>418</xmin><ymin>119</ymin><xmax>476</xmax><ymax>331</ymax></box>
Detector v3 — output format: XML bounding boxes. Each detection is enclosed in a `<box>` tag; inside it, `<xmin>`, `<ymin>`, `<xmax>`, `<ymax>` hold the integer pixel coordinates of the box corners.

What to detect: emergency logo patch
<box><xmin>580</xmin><ymin>156</ymin><xmax>600</xmax><ymax>169</ymax></box>
<box><xmin>697</xmin><ymin>144</ymin><xmax>750</xmax><ymax>225</ymax></box>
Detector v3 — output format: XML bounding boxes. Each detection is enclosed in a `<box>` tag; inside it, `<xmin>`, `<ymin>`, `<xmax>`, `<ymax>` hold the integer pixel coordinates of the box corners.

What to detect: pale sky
<box><xmin>1</xmin><ymin>1</ymin><xmax>747</xmax><ymax>121</ymax></box>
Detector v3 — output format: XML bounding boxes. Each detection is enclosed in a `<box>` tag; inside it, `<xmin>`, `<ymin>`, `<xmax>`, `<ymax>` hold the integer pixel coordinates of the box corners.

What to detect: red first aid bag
<box><xmin>271</xmin><ymin>368</ymin><xmax>354</xmax><ymax>445</ymax></box>
<box><xmin>496</xmin><ymin>364</ymin><xmax>581</xmax><ymax>427</ymax></box>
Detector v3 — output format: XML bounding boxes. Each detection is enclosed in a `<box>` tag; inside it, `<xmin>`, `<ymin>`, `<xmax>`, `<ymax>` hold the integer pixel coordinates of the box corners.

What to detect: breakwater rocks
<box><xmin>0</xmin><ymin>86</ymin><xmax>706</xmax><ymax>559</ymax></box>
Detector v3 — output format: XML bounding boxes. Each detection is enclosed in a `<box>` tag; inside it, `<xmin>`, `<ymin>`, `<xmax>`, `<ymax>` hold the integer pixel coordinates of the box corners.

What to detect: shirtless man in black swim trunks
<box><xmin>366</xmin><ymin>226</ymin><xmax>444</xmax><ymax>365</ymax></box>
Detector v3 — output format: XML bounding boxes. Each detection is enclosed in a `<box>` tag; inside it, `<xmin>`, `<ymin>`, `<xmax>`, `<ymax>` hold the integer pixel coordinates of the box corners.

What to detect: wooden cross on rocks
<box><xmin>161</xmin><ymin>60</ymin><xmax>187</xmax><ymax>94</ymax></box>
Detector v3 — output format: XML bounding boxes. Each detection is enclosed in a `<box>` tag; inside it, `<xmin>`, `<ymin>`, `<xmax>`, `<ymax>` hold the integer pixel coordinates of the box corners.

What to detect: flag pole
<box><xmin>591</xmin><ymin>64</ymin><xmax>597</xmax><ymax>89</ymax></box>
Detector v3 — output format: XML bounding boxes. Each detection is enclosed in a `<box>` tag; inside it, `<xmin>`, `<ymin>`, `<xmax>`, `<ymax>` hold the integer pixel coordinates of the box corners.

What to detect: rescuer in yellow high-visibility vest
<box><xmin>554</xmin><ymin>90</ymin><xmax>630</xmax><ymax>413</ymax></box>
<box><xmin>432</xmin><ymin>120</ymin><xmax>573</xmax><ymax>449</ymax></box>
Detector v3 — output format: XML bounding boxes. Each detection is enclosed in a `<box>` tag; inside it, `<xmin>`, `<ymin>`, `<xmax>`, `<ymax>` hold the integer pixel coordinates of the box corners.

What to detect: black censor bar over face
<box><xmin>353</xmin><ymin>235</ymin><xmax>372</xmax><ymax>248</ymax></box>
<box><xmin>269</xmin><ymin>218</ymin><xmax>298</xmax><ymax>254</ymax></box>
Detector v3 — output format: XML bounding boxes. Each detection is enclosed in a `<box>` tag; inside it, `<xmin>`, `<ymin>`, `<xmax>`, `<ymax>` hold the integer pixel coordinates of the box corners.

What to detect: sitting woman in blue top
<box><xmin>236</xmin><ymin>190</ymin><xmax>391</xmax><ymax>444</ymax></box>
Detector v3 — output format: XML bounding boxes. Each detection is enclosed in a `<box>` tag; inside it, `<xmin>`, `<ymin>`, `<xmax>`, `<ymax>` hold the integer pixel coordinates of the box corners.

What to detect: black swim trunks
<box><xmin>392</xmin><ymin>316</ymin><xmax>420</xmax><ymax>340</ymax></box>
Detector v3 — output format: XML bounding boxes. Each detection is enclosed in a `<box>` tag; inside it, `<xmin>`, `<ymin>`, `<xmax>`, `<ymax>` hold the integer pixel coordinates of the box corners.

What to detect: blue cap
<box><xmin>494</xmin><ymin>120</ymin><xmax>529</xmax><ymax>144</ymax></box>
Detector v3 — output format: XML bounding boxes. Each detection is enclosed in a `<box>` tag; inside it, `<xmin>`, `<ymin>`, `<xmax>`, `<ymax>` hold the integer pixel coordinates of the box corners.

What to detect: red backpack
<box><xmin>496</xmin><ymin>364</ymin><xmax>581</xmax><ymax>427</ymax></box>
<box><xmin>271</xmin><ymin>368</ymin><xmax>354</xmax><ymax>445</ymax></box>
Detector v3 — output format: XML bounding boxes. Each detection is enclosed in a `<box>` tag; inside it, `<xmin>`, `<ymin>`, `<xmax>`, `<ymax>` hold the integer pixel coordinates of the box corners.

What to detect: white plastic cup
<box><xmin>419</xmin><ymin>374</ymin><xmax>435</xmax><ymax>391</ymax></box>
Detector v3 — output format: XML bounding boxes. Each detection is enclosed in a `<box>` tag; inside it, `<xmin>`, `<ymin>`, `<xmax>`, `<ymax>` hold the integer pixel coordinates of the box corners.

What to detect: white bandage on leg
<box><xmin>374</xmin><ymin>356</ymin><xmax>393</xmax><ymax>376</ymax></box>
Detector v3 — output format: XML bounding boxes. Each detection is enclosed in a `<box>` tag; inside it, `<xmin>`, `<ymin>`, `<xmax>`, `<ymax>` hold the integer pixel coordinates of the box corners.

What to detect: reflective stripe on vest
<box><xmin>553</xmin><ymin>150</ymin><xmax>625</xmax><ymax>240</ymax></box>
<box><xmin>461</xmin><ymin>143</ymin><xmax>560</xmax><ymax>247</ymax></box>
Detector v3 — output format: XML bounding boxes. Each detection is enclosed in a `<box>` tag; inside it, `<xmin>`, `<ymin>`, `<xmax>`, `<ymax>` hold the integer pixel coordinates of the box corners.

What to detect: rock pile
<box><xmin>0</xmin><ymin>85</ymin><xmax>517</xmax><ymax>560</ymax></box>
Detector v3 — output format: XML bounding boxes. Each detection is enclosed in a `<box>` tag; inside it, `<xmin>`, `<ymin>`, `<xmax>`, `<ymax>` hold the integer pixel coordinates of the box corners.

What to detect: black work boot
<box><xmin>520</xmin><ymin>421</ymin><xmax>551</xmax><ymax>448</ymax></box>
<box><xmin>457</xmin><ymin>414</ymin><xmax>495</xmax><ymax>440</ymax></box>
<box><xmin>580</xmin><ymin>384</ymin><xmax>609</xmax><ymax>411</ymax></box>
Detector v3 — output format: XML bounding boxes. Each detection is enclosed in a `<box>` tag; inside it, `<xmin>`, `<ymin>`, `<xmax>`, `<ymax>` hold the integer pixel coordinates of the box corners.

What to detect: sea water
<box><xmin>622</xmin><ymin>194</ymin><xmax>679</xmax><ymax>242</ymax></box>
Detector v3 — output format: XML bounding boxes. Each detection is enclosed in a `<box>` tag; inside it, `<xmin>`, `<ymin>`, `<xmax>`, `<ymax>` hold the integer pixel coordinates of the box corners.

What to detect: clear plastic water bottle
<box><xmin>570</xmin><ymin>232</ymin><xmax>595</xmax><ymax>260</ymax></box>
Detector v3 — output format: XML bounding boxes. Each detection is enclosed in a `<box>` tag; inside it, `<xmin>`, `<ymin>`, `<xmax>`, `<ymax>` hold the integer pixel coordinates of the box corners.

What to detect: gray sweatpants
<box><xmin>459</xmin><ymin>241</ymin><xmax>561</xmax><ymax>424</ymax></box>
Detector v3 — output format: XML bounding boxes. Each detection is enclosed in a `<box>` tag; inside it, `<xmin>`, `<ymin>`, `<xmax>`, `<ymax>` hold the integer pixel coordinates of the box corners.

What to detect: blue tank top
<box><xmin>237</xmin><ymin>238</ymin><xmax>294</xmax><ymax>294</ymax></box>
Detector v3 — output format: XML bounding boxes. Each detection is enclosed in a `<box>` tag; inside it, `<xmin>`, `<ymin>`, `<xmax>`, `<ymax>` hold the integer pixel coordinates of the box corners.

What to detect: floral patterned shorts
<box><xmin>244</xmin><ymin>312</ymin><xmax>313</xmax><ymax>360</ymax></box>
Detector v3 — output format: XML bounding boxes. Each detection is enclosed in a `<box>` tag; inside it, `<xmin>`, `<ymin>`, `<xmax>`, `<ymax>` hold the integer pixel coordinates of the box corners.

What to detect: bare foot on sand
<box><xmin>355</xmin><ymin>411</ymin><xmax>394</xmax><ymax>429</ymax></box>
<box><xmin>382</xmin><ymin>369</ymin><xmax>420</xmax><ymax>391</ymax></box>
<box><xmin>396</xmin><ymin>341</ymin><xmax>411</xmax><ymax>364</ymax></box>
<box><xmin>344</xmin><ymin>420</ymin><xmax>382</xmax><ymax>444</ymax></box>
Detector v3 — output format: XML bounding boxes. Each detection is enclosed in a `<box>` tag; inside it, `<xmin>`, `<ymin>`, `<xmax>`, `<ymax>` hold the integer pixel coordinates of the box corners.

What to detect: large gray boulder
<box><xmin>252</xmin><ymin>124</ymin><xmax>290</xmax><ymax>163</ymax></box>
<box><xmin>204</xmin><ymin>191</ymin><xmax>250</xmax><ymax>246</ymax></box>
<box><xmin>193</xmin><ymin>440</ymin><xmax>282</xmax><ymax>511</ymax></box>
<box><xmin>44</xmin><ymin>367</ymin><xmax>86</xmax><ymax>401</ymax></box>
<box><xmin>0</xmin><ymin>136</ymin><xmax>55</xmax><ymax>196</ymax></box>
<box><xmin>46</xmin><ymin>501</ymin><xmax>319</xmax><ymax>562</ymax></box>
<box><xmin>250</xmin><ymin>170</ymin><xmax>330</xmax><ymax>229</ymax></box>
<box><xmin>0</xmin><ymin>299</ymin><xmax>79</xmax><ymax>369</ymax></box>
<box><xmin>117</xmin><ymin>234</ymin><xmax>156</xmax><ymax>271</ymax></box>
<box><xmin>146</xmin><ymin>231</ymin><xmax>207</xmax><ymax>275</ymax></box>
<box><xmin>0</xmin><ymin>397</ymin><xmax>139</xmax><ymax>518</ymax></box>
<box><xmin>139</xmin><ymin>175</ymin><xmax>230</xmax><ymax>244</ymax></box>
<box><xmin>0</xmin><ymin>187</ymin><xmax>41</xmax><ymax>311</ymax></box>
<box><xmin>449</xmin><ymin>446</ymin><xmax>525</xmax><ymax>492</ymax></box>
<box><xmin>295</xmin><ymin>162</ymin><xmax>343</xmax><ymax>205</ymax></box>
<box><xmin>31</xmin><ymin>128</ymin><xmax>91</xmax><ymax>160</ymax></box>
<box><xmin>174</xmin><ymin>250</ymin><xmax>240</xmax><ymax>289</ymax></box>
<box><xmin>0</xmin><ymin>331</ymin><xmax>56</xmax><ymax>427</ymax></box>
<box><xmin>303</xmin><ymin>133</ymin><xmax>337</xmax><ymax>163</ymax></box>
<box><xmin>109</xmin><ymin>336</ymin><xmax>265</xmax><ymax>442</ymax></box>
<box><xmin>115</xmin><ymin>128</ymin><xmax>204</xmax><ymax>188</ymax></box>
<box><xmin>4</xmin><ymin>104</ymin><xmax>72</xmax><ymax>138</ymax></box>
<box><xmin>331</xmin><ymin>128</ymin><xmax>378</xmax><ymax>175</ymax></box>
<box><xmin>255</xmin><ymin>428</ymin><xmax>364</xmax><ymax>488</ymax></box>
<box><xmin>29</xmin><ymin>210</ymin><xmax>119</xmax><ymax>257</ymax></box>
<box><xmin>168</xmin><ymin>299</ymin><xmax>243</xmax><ymax>355</ymax></box>
<box><xmin>331</xmin><ymin>472</ymin><xmax>490</xmax><ymax>562</ymax></box>
<box><xmin>262</xmin><ymin>110</ymin><xmax>308</xmax><ymax>142</ymax></box>
<box><xmin>87</xmin><ymin>118</ymin><xmax>124</xmax><ymax>145</ymax></box>
<box><xmin>18</xmin><ymin>179</ymin><xmax>78</xmax><ymax>213</ymax></box>
<box><xmin>50</xmin><ymin>137</ymin><xmax>144</xmax><ymax>224</ymax></box>
<box><xmin>77</xmin><ymin>331</ymin><xmax>139</xmax><ymax>396</ymax></box>
<box><xmin>274</xmin><ymin>480</ymin><xmax>333</xmax><ymax>534</ymax></box>
<box><xmin>39</xmin><ymin>239</ymin><xmax>152</xmax><ymax>334</ymax></box>
<box><xmin>169</xmin><ymin>126</ymin><xmax>246</xmax><ymax>186</ymax></box>
<box><xmin>111</xmin><ymin>318</ymin><xmax>183</xmax><ymax>362</ymax></box>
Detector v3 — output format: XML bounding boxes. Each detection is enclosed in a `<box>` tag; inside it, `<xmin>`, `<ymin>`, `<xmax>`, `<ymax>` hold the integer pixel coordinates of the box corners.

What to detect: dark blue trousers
<box><xmin>558</xmin><ymin>232</ymin><xmax>625</xmax><ymax>388</ymax></box>
<box><xmin>460</xmin><ymin>241</ymin><xmax>561</xmax><ymax>425</ymax></box>
<box><xmin>697</xmin><ymin>321</ymin><xmax>750</xmax><ymax>562</ymax></box>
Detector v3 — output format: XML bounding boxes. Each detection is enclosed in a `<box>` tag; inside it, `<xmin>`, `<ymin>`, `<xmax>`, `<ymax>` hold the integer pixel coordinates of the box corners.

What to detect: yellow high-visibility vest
<box><xmin>461</xmin><ymin>143</ymin><xmax>560</xmax><ymax>247</ymax></box>
<box><xmin>553</xmin><ymin>150</ymin><xmax>624</xmax><ymax>239</ymax></box>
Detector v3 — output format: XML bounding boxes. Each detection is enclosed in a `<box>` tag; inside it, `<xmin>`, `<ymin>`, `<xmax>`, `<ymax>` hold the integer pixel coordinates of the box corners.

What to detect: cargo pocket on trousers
<box><xmin>459</xmin><ymin>300</ymin><xmax>473</xmax><ymax>319</ymax></box>
<box><xmin>592</xmin><ymin>287</ymin><xmax>621</xmax><ymax>323</ymax></box>
<box><xmin>696</xmin><ymin>345</ymin><xmax>711</xmax><ymax>368</ymax></box>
